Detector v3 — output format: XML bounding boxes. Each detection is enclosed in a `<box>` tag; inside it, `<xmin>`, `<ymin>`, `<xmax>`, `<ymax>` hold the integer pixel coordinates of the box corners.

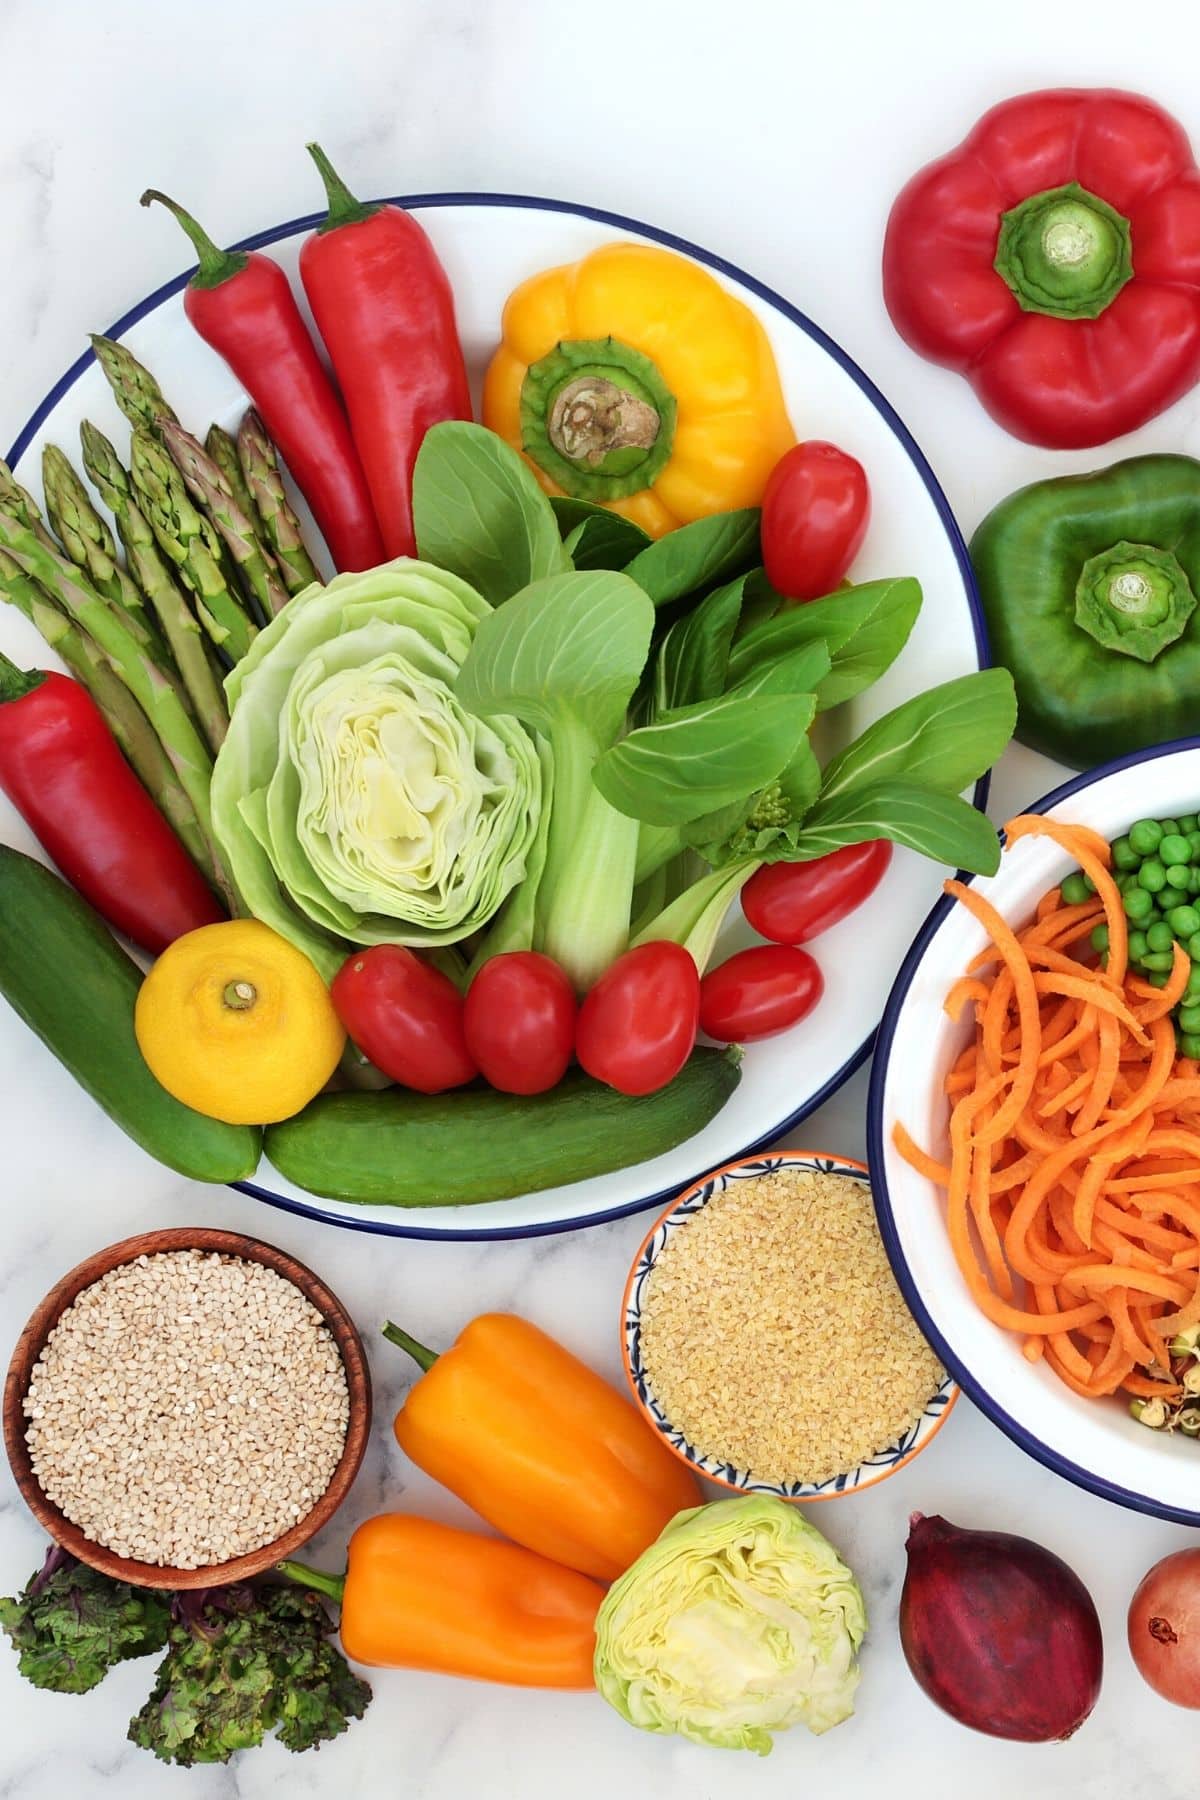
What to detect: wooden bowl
<box><xmin>3</xmin><ymin>1227</ymin><xmax>371</xmax><ymax>1590</ymax></box>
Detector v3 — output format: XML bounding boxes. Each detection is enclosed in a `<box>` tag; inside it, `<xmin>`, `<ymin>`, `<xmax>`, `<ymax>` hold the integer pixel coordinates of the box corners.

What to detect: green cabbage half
<box><xmin>594</xmin><ymin>1496</ymin><xmax>867</xmax><ymax>1755</ymax></box>
<box><xmin>211</xmin><ymin>561</ymin><xmax>543</xmax><ymax>980</ymax></box>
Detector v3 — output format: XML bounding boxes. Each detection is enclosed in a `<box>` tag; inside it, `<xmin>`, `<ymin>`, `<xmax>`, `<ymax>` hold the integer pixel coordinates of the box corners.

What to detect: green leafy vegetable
<box><xmin>728</xmin><ymin>576</ymin><xmax>922</xmax><ymax>709</ymax></box>
<box><xmin>654</xmin><ymin>576</ymin><xmax>748</xmax><ymax>711</ymax></box>
<box><xmin>560</xmin><ymin>509</ymin><xmax>652</xmax><ymax>572</ymax></box>
<box><xmin>817</xmin><ymin>668</ymin><xmax>1017</xmax><ymax>802</ymax></box>
<box><xmin>789</xmin><ymin>780</ymin><xmax>1002</xmax><ymax>873</ymax></box>
<box><xmin>595</xmin><ymin>692</ymin><xmax>815</xmax><ymax>826</ymax></box>
<box><xmin>594</xmin><ymin>1495</ymin><xmax>867</xmax><ymax>1755</ymax></box>
<box><xmin>0</xmin><ymin>1547</ymin><xmax>170</xmax><ymax>1695</ymax></box>
<box><xmin>623</xmin><ymin>508</ymin><xmax>760</xmax><ymax>606</ymax></box>
<box><xmin>212</xmin><ymin>563</ymin><xmax>543</xmax><ymax>979</ymax></box>
<box><xmin>412</xmin><ymin>421</ymin><xmax>568</xmax><ymax>605</ymax></box>
<box><xmin>127</xmin><ymin>1585</ymin><xmax>370</xmax><ymax>1766</ymax></box>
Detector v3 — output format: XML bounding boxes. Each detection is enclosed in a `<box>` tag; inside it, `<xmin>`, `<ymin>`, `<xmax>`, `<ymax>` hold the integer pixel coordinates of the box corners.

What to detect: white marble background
<box><xmin>3</xmin><ymin>0</ymin><xmax>1200</xmax><ymax>1794</ymax></box>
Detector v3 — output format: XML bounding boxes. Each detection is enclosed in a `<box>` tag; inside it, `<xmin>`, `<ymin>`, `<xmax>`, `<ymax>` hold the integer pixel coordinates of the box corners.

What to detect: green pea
<box><xmin>1117</xmin><ymin>871</ymin><xmax>1138</xmax><ymax>894</ymax></box>
<box><xmin>1170</xmin><ymin>905</ymin><xmax>1200</xmax><ymax>938</ymax></box>
<box><xmin>1112</xmin><ymin>834</ymin><xmax>1140</xmax><ymax>871</ymax></box>
<box><xmin>1125</xmin><ymin>886</ymin><xmax>1154</xmax><ymax>922</ymax></box>
<box><xmin>1161</xmin><ymin>819</ymin><xmax>1182</xmax><ymax>837</ymax></box>
<box><xmin>1147</xmin><ymin>970</ymin><xmax>1172</xmax><ymax>988</ymax></box>
<box><xmin>1178</xmin><ymin>1005</ymin><xmax>1200</xmax><ymax>1035</ymax></box>
<box><xmin>1180</xmin><ymin>813</ymin><xmax>1199</xmax><ymax>835</ymax></box>
<box><xmin>1128</xmin><ymin>928</ymin><xmax>1149</xmax><ymax>962</ymax></box>
<box><xmin>1148</xmin><ymin>920</ymin><xmax>1175</xmax><ymax>953</ymax></box>
<box><xmin>1060</xmin><ymin>871</ymin><xmax>1091</xmax><ymax>906</ymax></box>
<box><xmin>1180</xmin><ymin>1032</ymin><xmax>1200</xmax><ymax>1059</ymax></box>
<box><xmin>1138</xmin><ymin>858</ymin><xmax>1167</xmax><ymax>893</ymax></box>
<box><xmin>1129</xmin><ymin>819</ymin><xmax>1165</xmax><ymax>856</ymax></box>
<box><xmin>1141</xmin><ymin>950</ymin><xmax>1176</xmax><ymax>972</ymax></box>
<box><xmin>1188</xmin><ymin>932</ymin><xmax>1200</xmax><ymax>963</ymax></box>
<box><xmin>1161</xmin><ymin>833</ymin><xmax>1191</xmax><ymax>866</ymax></box>
<box><xmin>1089</xmin><ymin>923</ymin><xmax>1110</xmax><ymax>954</ymax></box>
<box><xmin>1166</xmin><ymin>863</ymin><xmax>1194</xmax><ymax>891</ymax></box>
<box><xmin>1189</xmin><ymin>833</ymin><xmax>1200</xmax><ymax>861</ymax></box>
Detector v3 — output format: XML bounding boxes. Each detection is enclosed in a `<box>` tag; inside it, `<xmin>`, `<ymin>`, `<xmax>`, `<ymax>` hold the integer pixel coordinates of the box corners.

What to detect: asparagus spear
<box><xmin>0</xmin><ymin>460</ymin><xmax>63</xmax><ymax>554</ymax></box>
<box><xmin>236</xmin><ymin>409</ymin><xmax>321</xmax><ymax>597</ymax></box>
<box><xmin>42</xmin><ymin>445</ymin><xmax>168</xmax><ymax>655</ymax></box>
<box><xmin>80</xmin><ymin>421</ymin><xmax>228</xmax><ymax>753</ymax></box>
<box><xmin>205</xmin><ymin>423</ymin><xmax>260</xmax><ymax>530</ymax></box>
<box><xmin>129</xmin><ymin>426</ymin><xmax>257</xmax><ymax>663</ymax></box>
<box><xmin>0</xmin><ymin>549</ymin><xmax>212</xmax><ymax>877</ymax></box>
<box><xmin>159</xmin><ymin>418</ymin><xmax>290</xmax><ymax>620</ymax></box>
<box><xmin>89</xmin><ymin>334</ymin><xmax>178</xmax><ymax>433</ymax></box>
<box><xmin>0</xmin><ymin>511</ymin><xmax>223</xmax><ymax>876</ymax></box>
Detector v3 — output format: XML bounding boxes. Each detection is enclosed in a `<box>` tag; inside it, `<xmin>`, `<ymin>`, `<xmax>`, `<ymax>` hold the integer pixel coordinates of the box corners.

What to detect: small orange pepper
<box><xmin>280</xmin><ymin>1513</ymin><xmax>602</xmax><ymax>1688</ymax></box>
<box><xmin>383</xmin><ymin>1312</ymin><xmax>700</xmax><ymax>1581</ymax></box>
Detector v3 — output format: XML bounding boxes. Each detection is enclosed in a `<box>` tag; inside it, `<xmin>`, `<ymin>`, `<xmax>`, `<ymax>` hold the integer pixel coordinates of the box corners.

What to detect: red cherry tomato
<box><xmin>699</xmin><ymin>944</ymin><xmax>824</xmax><ymax>1043</ymax></box>
<box><xmin>576</xmin><ymin>942</ymin><xmax>699</xmax><ymax>1096</ymax></box>
<box><xmin>464</xmin><ymin>951</ymin><xmax>577</xmax><ymax>1095</ymax></box>
<box><xmin>761</xmin><ymin>440</ymin><xmax>871</xmax><ymax>601</ymax></box>
<box><xmin>742</xmin><ymin>840</ymin><xmax>893</xmax><ymax>944</ymax></box>
<box><xmin>331</xmin><ymin>945</ymin><xmax>476</xmax><ymax>1094</ymax></box>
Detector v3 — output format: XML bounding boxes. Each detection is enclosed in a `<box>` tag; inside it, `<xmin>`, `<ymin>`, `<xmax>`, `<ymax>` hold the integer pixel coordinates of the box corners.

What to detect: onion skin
<box><xmin>900</xmin><ymin>1513</ymin><xmax>1103</xmax><ymax>1741</ymax></box>
<box><xmin>1128</xmin><ymin>1549</ymin><xmax>1200</xmax><ymax>1708</ymax></box>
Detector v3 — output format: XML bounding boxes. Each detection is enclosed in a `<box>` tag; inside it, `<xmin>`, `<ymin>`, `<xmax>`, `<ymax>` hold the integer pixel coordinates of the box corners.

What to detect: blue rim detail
<box><xmin>8</xmin><ymin>192</ymin><xmax>988</xmax><ymax>1242</ymax></box>
<box><xmin>868</xmin><ymin>734</ymin><xmax>1200</xmax><ymax>1525</ymax></box>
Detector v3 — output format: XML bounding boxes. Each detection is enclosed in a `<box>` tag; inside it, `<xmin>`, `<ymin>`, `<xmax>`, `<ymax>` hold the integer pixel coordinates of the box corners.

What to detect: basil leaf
<box><xmin>456</xmin><ymin>569</ymin><xmax>654</xmax><ymax>745</ymax></box>
<box><xmin>623</xmin><ymin>509</ymin><xmax>760</xmax><ymax>607</ymax></box>
<box><xmin>783</xmin><ymin>780</ymin><xmax>1001</xmax><ymax>875</ymax></box>
<box><xmin>594</xmin><ymin>690</ymin><xmax>815</xmax><ymax>827</ymax></box>
<box><xmin>819</xmin><ymin>668</ymin><xmax>1016</xmax><ymax>802</ymax></box>
<box><xmin>812</xmin><ymin>580</ymin><xmax>923</xmax><ymax>712</ymax></box>
<box><xmin>726</xmin><ymin>577</ymin><xmax>919</xmax><ymax>683</ymax></box>
<box><xmin>654</xmin><ymin>576</ymin><xmax>746</xmax><ymax>711</ymax></box>
<box><xmin>563</xmin><ymin>512</ymin><xmax>653</xmax><ymax>572</ymax></box>
<box><xmin>413</xmin><ymin>422</ymin><xmax>568</xmax><ymax>605</ymax></box>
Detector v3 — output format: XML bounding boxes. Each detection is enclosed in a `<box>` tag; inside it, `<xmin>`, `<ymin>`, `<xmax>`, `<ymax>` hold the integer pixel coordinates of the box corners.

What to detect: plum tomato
<box><xmin>699</xmin><ymin>944</ymin><xmax>823</xmax><ymax>1042</ymax></box>
<box><xmin>761</xmin><ymin>439</ymin><xmax>871</xmax><ymax>601</ymax></box>
<box><xmin>576</xmin><ymin>941</ymin><xmax>699</xmax><ymax>1096</ymax></box>
<box><xmin>741</xmin><ymin>840</ymin><xmax>893</xmax><ymax>944</ymax></box>
<box><xmin>464</xmin><ymin>951</ymin><xmax>577</xmax><ymax>1095</ymax></box>
<box><xmin>331</xmin><ymin>944</ymin><xmax>476</xmax><ymax>1094</ymax></box>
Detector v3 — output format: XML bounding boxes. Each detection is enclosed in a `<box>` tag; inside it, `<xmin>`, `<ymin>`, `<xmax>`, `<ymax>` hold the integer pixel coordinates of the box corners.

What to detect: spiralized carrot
<box><xmin>894</xmin><ymin>811</ymin><xmax>1200</xmax><ymax>1410</ymax></box>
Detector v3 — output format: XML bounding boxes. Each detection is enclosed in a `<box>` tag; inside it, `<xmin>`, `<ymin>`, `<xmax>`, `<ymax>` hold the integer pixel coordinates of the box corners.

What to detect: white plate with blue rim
<box><xmin>0</xmin><ymin>194</ymin><xmax>986</xmax><ymax>1239</ymax></box>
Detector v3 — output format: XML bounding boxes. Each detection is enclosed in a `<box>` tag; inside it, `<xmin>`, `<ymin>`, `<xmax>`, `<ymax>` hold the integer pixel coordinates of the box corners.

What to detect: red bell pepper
<box><xmin>141</xmin><ymin>191</ymin><xmax>385</xmax><ymax>573</ymax></box>
<box><xmin>883</xmin><ymin>89</ymin><xmax>1200</xmax><ymax>448</ymax></box>
<box><xmin>299</xmin><ymin>145</ymin><xmax>472</xmax><ymax>559</ymax></box>
<box><xmin>0</xmin><ymin>654</ymin><xmax>222</xmax><ymax>954</ymax></box>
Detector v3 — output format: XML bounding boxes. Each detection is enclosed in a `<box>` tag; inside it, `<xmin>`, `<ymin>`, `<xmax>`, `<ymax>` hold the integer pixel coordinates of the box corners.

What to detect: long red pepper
<box><xmin>299</xmin><ymin>145</ymin><xmax>472</xmax><ymax>558</ymax></box>
<box><xmin>0</xmin><ymin>655</ymin><xmax>222</xmax><ymax>954</ymax></box>
<box><xmin>141</xmin><ymin>191</ymin><xmax>384</xmax><ymax>572</ymax></box>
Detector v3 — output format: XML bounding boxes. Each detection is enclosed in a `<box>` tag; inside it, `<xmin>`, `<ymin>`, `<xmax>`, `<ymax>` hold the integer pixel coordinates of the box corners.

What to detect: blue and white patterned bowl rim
<box><xmin>623</xmin><ymin>1151</ymin><xmax>958</xmax><ymax>1499</ymax></box>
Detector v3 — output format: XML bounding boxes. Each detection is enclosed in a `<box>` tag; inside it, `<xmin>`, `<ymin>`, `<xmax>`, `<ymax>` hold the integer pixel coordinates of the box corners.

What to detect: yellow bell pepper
<box><xmin>483</xmin><ymin>242</ymin><xmax>796</xmax><ymax>538</ymax></box>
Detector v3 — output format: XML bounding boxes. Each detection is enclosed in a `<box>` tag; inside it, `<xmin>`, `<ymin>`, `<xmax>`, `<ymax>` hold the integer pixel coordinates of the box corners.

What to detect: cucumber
<box><xmin>0</xmin><ymin>846</ymin><xmax>260</xmax><ymax>1182</ymax></box>
<box><xmin>264</xmin><ymin>1047</ymin><xmax>741</xmax><ymax>1206</ymax></box>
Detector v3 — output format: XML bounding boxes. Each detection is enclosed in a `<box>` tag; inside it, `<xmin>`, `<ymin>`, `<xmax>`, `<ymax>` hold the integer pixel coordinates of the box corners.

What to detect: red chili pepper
<box><xmin>299</xmin><ymin>145</ymin><xmax>472</xmax><ymax>558</ymax></box>
<box><xmin>883</xmin><ymin>89</ymin><xmax>1200</xmax><ymax>448</ymax></box>
<box><xmin>141</xmin><ymin>191</ymin><xmax>384</xmax><ymax>572</ymax></box>
<box><xmin>0</xmin><ymin>655</ymin><xmax>223</xmax><ymax>954</ymax></box>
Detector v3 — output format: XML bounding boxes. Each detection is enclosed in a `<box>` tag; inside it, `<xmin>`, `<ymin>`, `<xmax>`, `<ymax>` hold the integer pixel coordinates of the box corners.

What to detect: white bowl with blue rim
<box><xmin>620</xmin><ymin>1148</ymin><xmax>958</xmax><ymax>1500</ymax></box>
<box><xmin>868</xmin><ymin>738</ymin><xmax>1200</xmax><ymax>1526</ymax></box>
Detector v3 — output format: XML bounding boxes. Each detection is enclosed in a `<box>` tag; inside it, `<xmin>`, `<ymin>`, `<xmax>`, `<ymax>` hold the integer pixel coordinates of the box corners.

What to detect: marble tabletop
<box><xmin>4</xmin><ymin>0</ymin><xmax>1200</xmax><ymax>1794</ymax></box>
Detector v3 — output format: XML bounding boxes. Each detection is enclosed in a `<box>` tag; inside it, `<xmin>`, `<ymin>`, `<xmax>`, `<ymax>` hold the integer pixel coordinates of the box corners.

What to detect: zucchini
<box><xmin>264</xmin><ymin>1047</ymin><xmax>741</xmax><ymax>1206</ymax></box>
<box><xmin>0</xmin><ymin>847</ymin><xmax>260</xmax><ymax>1181</ymax></box>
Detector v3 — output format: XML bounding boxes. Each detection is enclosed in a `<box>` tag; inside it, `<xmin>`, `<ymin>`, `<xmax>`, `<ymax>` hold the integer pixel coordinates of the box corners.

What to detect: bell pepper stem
<box><xmin>306</xmin><ymin>143</ymin><xmax>379</xmax><ymax>232</ymax></box>
<box><xmin>140</xmin><ymin>191</ymin><xmax>247</xmax><ymax>289</ymax></box>
<box><xmin>0</xmin><ymin>649</ymin><xmax>45</xmax><ymax>703</ymax></box>
<box><xmin>275</xmin><ymin>1560</ymin><xmax>346</xmax><ymax>1604</ymax></box>
<box><xmin>381</xmin><ymin>1321</ymin><xmax>439</xmax><ymax>1372</ymax></box>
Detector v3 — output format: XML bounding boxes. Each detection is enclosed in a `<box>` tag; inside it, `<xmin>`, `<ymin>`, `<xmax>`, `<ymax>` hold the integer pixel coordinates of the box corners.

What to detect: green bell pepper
<box><xmin>970</xmin><ymin>455</ymin><xmax>1200</xmax><ymax>769</ymax></box>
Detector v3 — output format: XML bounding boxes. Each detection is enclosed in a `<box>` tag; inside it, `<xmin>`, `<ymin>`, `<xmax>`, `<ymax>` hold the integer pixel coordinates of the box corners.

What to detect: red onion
<box><xmin>900</xmin><ymin>1512</ymin><xmax>1103</xmax><ymax>1741</ymax></box>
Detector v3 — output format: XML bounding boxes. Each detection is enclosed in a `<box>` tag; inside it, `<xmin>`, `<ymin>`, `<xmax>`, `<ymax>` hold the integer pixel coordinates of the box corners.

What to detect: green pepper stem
<box><xmin>306</xmin><ymin>143</ymin><xmax>380</xmax><ymax>232</ymax></box>
<box><xmin>381</xmin><ymin>1322</ymin><xmax>440</xmax><ymax>1372</ymax></box>
<box><xmin>140</xmin><ymin>191</ymin><xmax>247</xmax><ymax>289</ymax></box>
<box><xmin>276</xmin><ymin>1560</ymin><xmax>346</xmax><ymax>1603</ymax></box>
<box><xmin>0</xmin><ymin>649</ymin><xmax>45</xmax><ymax>703</ymax></box>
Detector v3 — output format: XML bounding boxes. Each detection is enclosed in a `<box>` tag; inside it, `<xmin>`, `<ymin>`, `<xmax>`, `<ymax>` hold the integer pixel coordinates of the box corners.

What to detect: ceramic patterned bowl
<box><xmin>621</xmin><ymin>1150</ymin><xmax>958</xmax><ymax>1500</ymax></box>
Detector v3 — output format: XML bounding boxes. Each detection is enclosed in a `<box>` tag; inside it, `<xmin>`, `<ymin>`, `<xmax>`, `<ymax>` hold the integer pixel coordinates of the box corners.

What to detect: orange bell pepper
<box><xmin>383</xmin><ymin>1312</ymin><xmax>700</xmax><ymax>1582</ymax></box>
<box><xmin>279</xmin><ymin>1513</ymin><xmax>603</xmax><ymax>1688</ymax></box>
